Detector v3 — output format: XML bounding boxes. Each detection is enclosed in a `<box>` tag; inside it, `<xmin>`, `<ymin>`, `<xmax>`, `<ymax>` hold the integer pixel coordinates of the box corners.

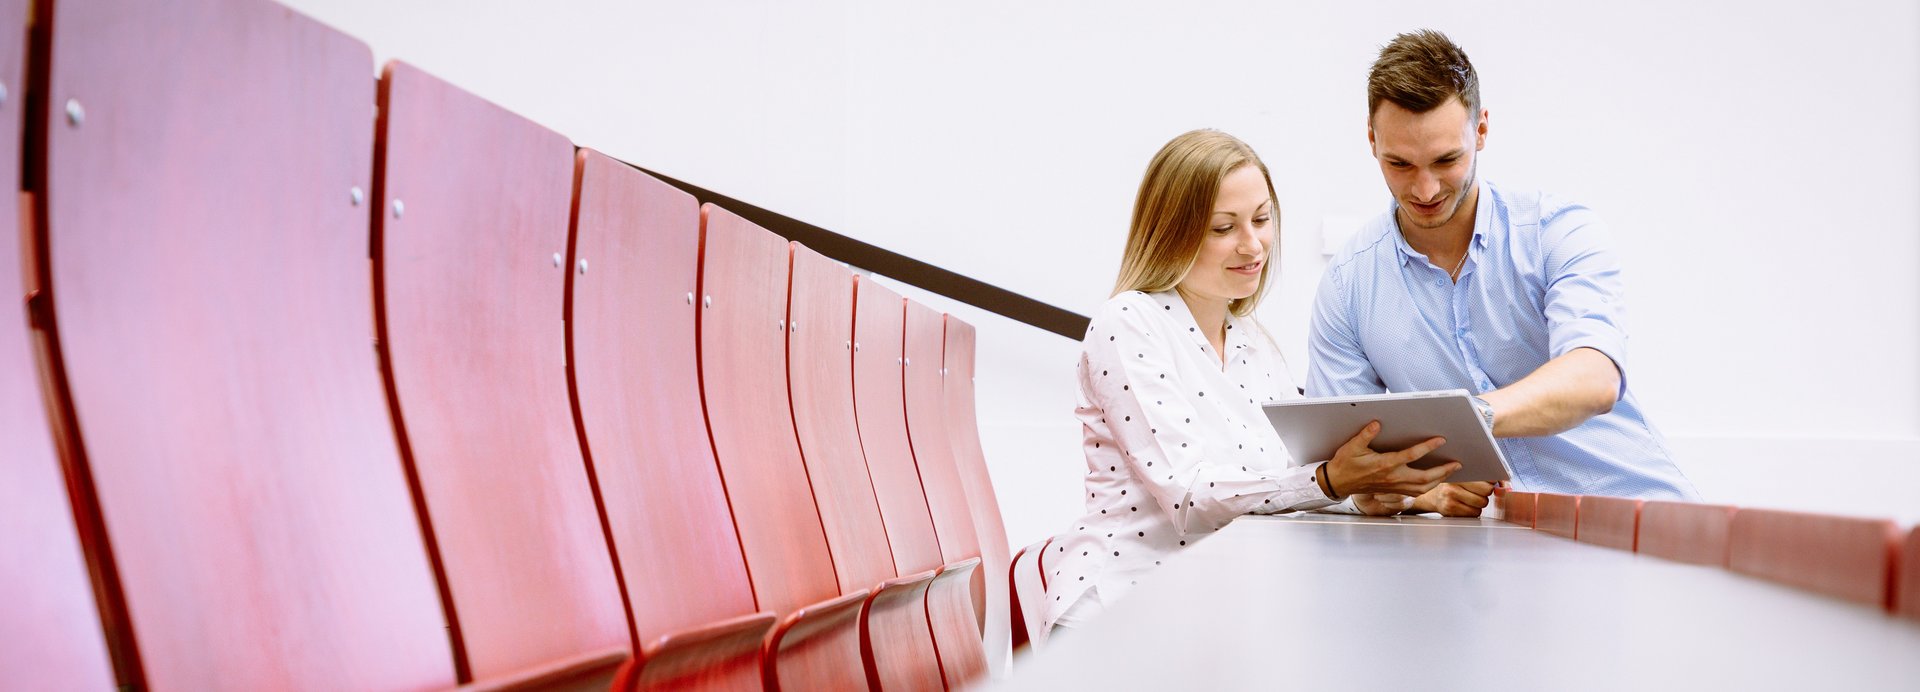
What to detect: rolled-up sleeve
<box><xmin>1084</xmin><ymin>298</ymin><xmax>1331</xmax><ymax>535</ymax></box>
<box><xmin>1306</xmin><ymin>263</ymin><xmax>1386</xmax><ymax>397</ymax></box>
<box><xmin>1540</xmin><ymin>203</ymin><xmax>1630</xmax><ymax>396</ymax></box>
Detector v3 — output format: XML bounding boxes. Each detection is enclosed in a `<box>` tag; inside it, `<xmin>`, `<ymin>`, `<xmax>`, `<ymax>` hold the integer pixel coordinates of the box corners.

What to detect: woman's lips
<box><xmin>1229</xmin><ymin>261</ymin><xmax>1262</xmax><ymax>275</ymax></box>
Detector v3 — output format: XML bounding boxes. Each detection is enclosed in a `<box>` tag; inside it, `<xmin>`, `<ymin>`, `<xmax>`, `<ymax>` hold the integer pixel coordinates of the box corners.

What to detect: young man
<box><xmin>1307</xmin><ymin>30</ymin><xmax>1699</xmax><ymax>514</ymax></box>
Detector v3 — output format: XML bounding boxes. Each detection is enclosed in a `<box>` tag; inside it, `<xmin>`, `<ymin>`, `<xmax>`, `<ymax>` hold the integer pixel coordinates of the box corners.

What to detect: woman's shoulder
<box><xmin>1085</xmin><ymin>290</ymin><xmax>1173</xmax><ymax>337</ymax></box>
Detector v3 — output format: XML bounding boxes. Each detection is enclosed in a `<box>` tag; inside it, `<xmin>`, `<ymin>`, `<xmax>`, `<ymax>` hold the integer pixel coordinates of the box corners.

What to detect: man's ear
<box><xmin>1474</xmin><ymin>109</ymin><xmax>1489</xmax><ymax>151</ymax></box>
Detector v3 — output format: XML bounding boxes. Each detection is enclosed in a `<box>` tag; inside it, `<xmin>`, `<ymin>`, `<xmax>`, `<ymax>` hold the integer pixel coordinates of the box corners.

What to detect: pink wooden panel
<box><xmin>1638</xmin><ymin>502</ymin><xmax>1737</xmax><ymax>566</ymax></box>
<box><xmin>377</xmin><ymin>61</ymin><xmax>626</xmax><ymax>682</ymax></box>
<box><xmin>567</xmin><ymin>149</ymin><xmax>755</xmax><ymax>640</ymax></box>
<box><xmin>862</xmin><ymin>571</ymin><xmax>943</xmax><ymax>691</ymax></box>
<box><xmin>852</xmin><ymin>278</ymin><xmax>944</xmax><ymax>576</ymax></box>
<box><xmin>1534</xmin><ymin>493</ymin><xmax>1579</xmax><ymax>539</ymax></box>
<box><xmin>788</xmin><ymin>243</ymin><xmax>895</xmax><ymax>592</ymax></box>
<box><xmin>1</xmin><ymin>0</ymin><xmax>113</xmax><ymax>683</ymax></box>
<box><xmin>1576</xmin><ymin>496</ymin><xmax>1642</xmax><ymax>552</ymax></box>
<box><xmin>1498</xmin><ymin>491</ymin><xmax>1536</xmax><ymax>528</ymax></box>
<box><xmin>1727</xmin><ymin>509</ymin><xmax>1899</xmax><ymax>609</ymax></box>
<box><xmin>1010</xmin><ymin>540</ymin><xmax>1052</xmax><ymax>652</ymax></box>
<box><xmin>619</xmin><ymin>613</ymin><xmax>775</xmax><ymax>692</ymax></box>
<box><xmin>765</xmin><ymin>590</ymin><xmax>871</xmax><ymax>691</ymax></box>
<box><xmin>697</xmin><ymin>204</ymin><xmax>839</xmax><ymax>614</ymax></box>
<box><xmin>1899</xmin><ymin>527</ymin><xmax>1920</xmax><ymax>621</ymax></box>
<box><xmin>903</xmin><ymin>302</ymin><xmax>983</xmax><ymax>566</ymax></box>
<box><xmin>927</xmin><ymin>559</ymin><xmax>989</xmax><ymax>689</ymax></box>
<box><xmin>942</xmin><ymin>315</ymin><xmax>1012</xmax><ymax>667</ymax></box>
<box><xmin>39</xmin><ymin>1</ymin><xmax>452</xmax><ymax>688</ymax></box>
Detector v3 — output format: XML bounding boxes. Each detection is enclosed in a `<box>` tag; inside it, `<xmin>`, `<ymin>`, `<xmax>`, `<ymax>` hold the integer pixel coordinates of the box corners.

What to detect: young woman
<box><xmin>1043</xmin><ymin>129</ymin><xmax>1459</xmax><ymax>631</ymax></box>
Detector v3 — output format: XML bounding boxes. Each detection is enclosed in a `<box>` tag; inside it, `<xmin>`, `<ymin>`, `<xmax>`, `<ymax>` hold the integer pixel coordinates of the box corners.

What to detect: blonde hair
<box><xmin>1111</xmin><ymin>129</ymin><xmax>1279</xmax><ymax>317</ymax></box>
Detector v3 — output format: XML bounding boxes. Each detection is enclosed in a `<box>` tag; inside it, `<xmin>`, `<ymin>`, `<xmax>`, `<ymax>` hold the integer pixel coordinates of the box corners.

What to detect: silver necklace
<box><xmin>1447</xmin><ymin>251</ymin><xmax>1469</xmax><ymax>282</ymax></box>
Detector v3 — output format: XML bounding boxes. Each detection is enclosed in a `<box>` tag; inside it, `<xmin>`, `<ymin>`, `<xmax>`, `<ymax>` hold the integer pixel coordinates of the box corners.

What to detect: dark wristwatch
<box><xmin>1470</xmin><ymin>396</ymin><xmax>1495</xmax><ymax>430</ymax></box>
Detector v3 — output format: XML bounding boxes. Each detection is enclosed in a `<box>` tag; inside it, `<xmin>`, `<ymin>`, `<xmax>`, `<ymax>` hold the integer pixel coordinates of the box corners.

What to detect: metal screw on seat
<box><xmin>686</xmin><ymin>292</ymin><xmax>695</xmax><ymax>305</ymax></box>
<box><xmin>790</xmin><ymin>320</ymin><xmax>798</xmax><ymax>333</ymax></box>
<box><xmin>0</xmin><ymin>83</ymin><xmax>9</xmax><ymax>106</ymax></box>
<box><xmin>65</xmin><ymin>99</ymin><xmax>83</xmax><ymax>126</ymax></box>
<box><xmin>551</xmin><ymin>253</ymin><xmax>562</xmax><ymax>268</ymax></box>
<box><xmin>576</xmin><ymin>259</ymin><xmax>588</xmax><ymax>275</ymax></box>
<box><xmin>391</xmin><ymin>199</ymin><xmax>405</xmax><ymax>219</ymax></box>
<box><xmin>776</xmin><ymin>319</ymin><xmax>785</xmax><ymax>331</ymax></box>
<box><xmin>703</xmin><ymin>295</ymin><xmax>712</xmax><ymax>308</ymax></box>
<box><xmin>350</xmin><ymin>186</ymin><xmax>364</xmax><ymax>206</ymax></box>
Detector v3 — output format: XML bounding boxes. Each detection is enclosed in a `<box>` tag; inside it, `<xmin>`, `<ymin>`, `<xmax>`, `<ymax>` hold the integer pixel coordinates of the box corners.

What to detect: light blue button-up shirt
<box><xmin>1306</xmin><ymin>180</ymin><xmax>1698</xmax><ymax>500</ymax></box>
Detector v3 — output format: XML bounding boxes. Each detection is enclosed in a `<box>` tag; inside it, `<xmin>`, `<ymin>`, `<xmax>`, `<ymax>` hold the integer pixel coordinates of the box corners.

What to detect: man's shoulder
<box><xmin>1325</xmin><ymin>213</ymin><xmax>1400</xmax><ymax>276</ymax></box>
<box><xmin>1486</xmin><ymin>181</ymin><xmax>1595</xmax><ymax>234</ymax></box>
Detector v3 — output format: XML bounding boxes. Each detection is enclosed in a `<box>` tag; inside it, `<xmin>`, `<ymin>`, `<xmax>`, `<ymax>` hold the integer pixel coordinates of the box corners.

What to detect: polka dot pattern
<box><xmin>1047</xmin><ymin>289</ymin><xmax>1341</xmax><ymax>629</ymax></box>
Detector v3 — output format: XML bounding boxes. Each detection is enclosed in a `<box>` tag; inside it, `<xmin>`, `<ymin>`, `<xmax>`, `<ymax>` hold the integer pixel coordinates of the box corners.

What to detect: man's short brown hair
<box><xmin>1368</xmin><ymin>30</ymin><xmax>1479</xmax><ymax>120</ymax></box>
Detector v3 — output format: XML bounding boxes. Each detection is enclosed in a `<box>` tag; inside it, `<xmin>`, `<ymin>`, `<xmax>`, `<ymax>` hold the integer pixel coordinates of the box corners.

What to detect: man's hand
<box><xmin>1352</xmin><ymin>493</ymin><xmax>1415</xmax><ymax>516</ymax></box>
<box><xmin>1410</xmin><ymin>482</ymin><xmax>1495</xmax><ymax>517</ymax></box>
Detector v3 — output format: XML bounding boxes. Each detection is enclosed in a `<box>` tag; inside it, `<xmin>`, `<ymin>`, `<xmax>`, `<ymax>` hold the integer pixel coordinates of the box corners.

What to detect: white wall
<box><xmin>280</xmin><ymin>0</ymin><xmax>1920</xmax><ymax>540</ymax></box>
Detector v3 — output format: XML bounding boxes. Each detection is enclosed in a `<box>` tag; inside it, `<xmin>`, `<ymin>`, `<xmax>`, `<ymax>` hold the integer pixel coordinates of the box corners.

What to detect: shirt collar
<box><xmin>1151</xmin><ymin>289</ymin><xmax>1260</xmax><ymax>356</ymax></box>
<box><xmin>1389</xmin><ymin>178</ymin><xmax>1491</xmax><ymax>269</ymax></box>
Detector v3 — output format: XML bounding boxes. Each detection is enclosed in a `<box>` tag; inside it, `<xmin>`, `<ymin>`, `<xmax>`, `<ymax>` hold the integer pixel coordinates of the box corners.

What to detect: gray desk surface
<box><xmin>988</xmin><ymin>514</ymin><xmax>1920</xmax><ymax>690</ymax></box>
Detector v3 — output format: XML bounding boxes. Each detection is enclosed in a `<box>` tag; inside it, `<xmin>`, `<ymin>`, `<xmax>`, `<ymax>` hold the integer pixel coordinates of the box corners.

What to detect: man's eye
<box><xmin>1388</xmin><ymin>161</ymin><xmax>1411</xmax><ymax>169</ymax></box>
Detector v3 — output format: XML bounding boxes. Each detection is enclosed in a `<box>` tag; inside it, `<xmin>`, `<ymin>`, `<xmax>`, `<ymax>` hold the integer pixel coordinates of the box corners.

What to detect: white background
<box><xmin>281</xmin><ymin>0</ymin><xmax>1920</xmax><ymax>547</ymax></box>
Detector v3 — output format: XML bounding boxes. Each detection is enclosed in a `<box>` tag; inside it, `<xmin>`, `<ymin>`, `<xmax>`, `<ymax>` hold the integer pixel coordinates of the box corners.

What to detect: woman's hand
<box><xmin>1324</xmin><ymin>421</ymin><xmax>1456</xmax><ymax>498</ymax></box>
<box><xmin>1409</xmin><ymin>482</ymin><xmax>1495</xmax><ymax>516</ymax></box>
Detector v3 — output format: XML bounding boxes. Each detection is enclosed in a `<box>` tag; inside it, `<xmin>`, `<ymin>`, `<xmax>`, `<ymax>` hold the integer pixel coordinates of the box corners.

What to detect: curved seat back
<box><xmin>376</xmin><ymin>61</ymin><xmax>626</xmax><ymax>683</ymax></box>
<box><xmin>567</xmin><ymin>150</ymin><xmax>757</xmax><ymax>638</ymax></box>
<box><xmin>37</xmin><ymin>1</ymin><xmax>454</xmax><ymax>687</ymax></box>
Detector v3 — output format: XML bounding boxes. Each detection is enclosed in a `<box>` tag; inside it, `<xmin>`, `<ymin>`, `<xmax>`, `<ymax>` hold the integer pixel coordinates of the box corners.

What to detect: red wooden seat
<box><xmin>35</xmin><ymin>1</ymin><xmax>454</xmax><ymax>687</ymax></box>
<box><xmin>1899</xmin><ymin>527</ymin><xmax>1920</xmax><ymax>621</ymax></box>
<box><xmin>1638</xmin><ymin>502</ymin><xmax>1738</xmax><ymax>566</ymax></box>
<box><xmin>852</xmin><ymin>279</ymin><xmax>987</xmax><ymax>688</ymax></box>
<box><xmin>787</xmin><ymin>243</ymin><xmax>898</xmax><ymax>592</ymax></box>
<box><xmin>1535</xmin><ymin>493</ymin><xmax>1580</xmax><ymax>539</ymax></box>
<box><xmin>699</xmin><ymin>205</ymin><xmax>864</xmax><ymax>690</ymax></box>
<box><xmin>1498</xmin><ymin>491</ymin><xmax>1537</xmax><ymax>528</ymax></box>
<box><xmin>1</xmin><ymin>0</ymin><xmax>114</xmax><ymax>682</ymax></box>
<box><xmin>1727</xmin><ymin>509</ymin><xmax>1900</xmax><ymax>609</ymax></box>
<box><xmin>943</xmin><ymin>315</ymin><xmax>1014</xmax><ymax>669</ymax></box>
<box><xmin>787</xmin><ymin>244</ymin><xmax>945</xmax><ymax>689</ymax></box>
<box><xmin>376</xmin><ymin>61</ymin><xmax>627</xmax><ymax>685</ymax></box>
<box><xmin>568</xmin><ymin>150</ymin><xmax>768</xmax><ymax>689</ymax></box>
<box><xmin>1010</xmin><ymin>539</ymin><xmax>1053</xmax><ymax>652</ymax></box>
<box><xmin>904</xmin><ymin>301</ymin><xmax>990</xmax><ymax>686</ymax></box>
<box><xmin>1576</xmin><ymin>496</ymin><xmax>1643</xmax><ymax>552</ymax></box>
<box><xmin>852</xmin><ymin>279</ymin><xmax>944</xmax><ymax>578</ymax></box>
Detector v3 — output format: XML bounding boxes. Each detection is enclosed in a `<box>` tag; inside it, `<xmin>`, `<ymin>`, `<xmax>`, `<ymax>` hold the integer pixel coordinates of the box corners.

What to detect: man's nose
<box><xmin>1412</xmin><ymin>168</ymin><xmax>1443</xmax><ymax>202</ymax></box>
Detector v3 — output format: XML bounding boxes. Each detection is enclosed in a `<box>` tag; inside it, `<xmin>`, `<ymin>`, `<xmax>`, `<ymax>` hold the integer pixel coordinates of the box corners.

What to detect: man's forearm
<box><xmin>1479</xmin><ymin>347</ymin><xmax>1620</xmax><ymax>437</ymax></box>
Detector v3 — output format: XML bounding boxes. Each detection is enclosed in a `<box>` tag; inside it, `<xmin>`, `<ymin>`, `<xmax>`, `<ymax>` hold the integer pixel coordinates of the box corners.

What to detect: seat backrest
<box><xmin>1575</xmin><ymin>496</ymin><xmax>1643</xmax><ymax>552</ymax></box>
<box><xmin>902</xmin><ymin>301</ymin><xmax>982</xmax><ymax>566</ymax></box>
<box><xmin>376</xmin><ymin>61</ymin><xmax>626</xmax><ymax>682</ymax></box>
<box><xmin>851</xmin><ymin>278</ymin><xmax>944</xmax><ymax>576</ymax></box>
<box><xmin>942</xmin><ymin>316</ymin><xmax>1012</xmax><ymax>570</ymax></box>
<box><xmin>1</xmin><ymin>0</ymin><xmax>114</xmax><ymax>684</ymax></box>
<box><xmin>787</xmin><ymin>243</ymin><xmax>896</xmax><ymax>592</ymax></box>
<box><xmin>1899</xmin><ymin>527</ymin><xmax>1920</xmax><ymax>621</ymax></box>
<box><xmin>38</xmin><ymin>2</ymin><xmax>455</xmax><ymax>688</ymax></box>
<box><xmin>566</xmin><ymin>149</ymin><xmax>756</xmax><ymax>638</ymax></box>
<box><xmin>1535</xmin><ymin>493</ymin><xmax>1579</xmax><ymax>539</ymax></box>
<box><xmin>1727</xmin><ymin>509</ymin><xmax>1900</xmax><ymax>609</ymax></box>
<box><xmin>1498</xmin><ymin>491</ymin><xmax>1537</xmax><ymax>528</ymax></box>
<box><xmin>697</xmin><ymin>204</ymin><xmax>840</xmax><ymax>615</ymax></box>
<box><xmin>940</xmin><ymin>315</ymin><xmax>1011</xmax><ymax>669</ymax></box>
<box><xmin>1010</xmin><ymin>539</ymin><xmax>1052</xmax><ymax>652</ymax></box>
<box><xmin>1638</xmin><ymin>502</ymin><xmax>1738</xmax><ymax>566</ymax></box>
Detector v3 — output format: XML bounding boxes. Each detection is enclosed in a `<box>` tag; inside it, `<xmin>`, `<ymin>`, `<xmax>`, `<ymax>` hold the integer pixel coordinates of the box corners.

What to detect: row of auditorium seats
<box><xmin>1498</xmin><ymin>490</ymin><xmax>1920</xmax><ymax>618</ymax></box>
<box><xmin>2</xmin><ymin>0</ymin><xmax>1014</xmax><ymax>689</ymax></box>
